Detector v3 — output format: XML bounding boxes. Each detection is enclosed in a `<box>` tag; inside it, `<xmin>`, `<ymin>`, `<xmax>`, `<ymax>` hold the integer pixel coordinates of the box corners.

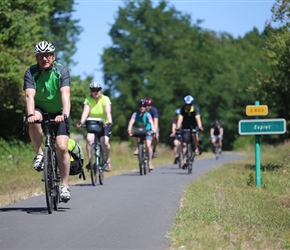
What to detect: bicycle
<box><xmin>181</xmin><ymin>127</ymin><xmax>199</xmax><ymax>175</ymax></box>
<box><xmin>132</xmin><ymin>128</ymin><xmax>151</xmax><ymax>176</ymax></box>
<box><xmin>83</xmin><ymin>118</ymin><xmax>107</xmax><ymax>186</ymax></box>
<box><xmin>23</xmin><ymin>113</ymin><xmax>68</xmax><ymax>214</ymax></box>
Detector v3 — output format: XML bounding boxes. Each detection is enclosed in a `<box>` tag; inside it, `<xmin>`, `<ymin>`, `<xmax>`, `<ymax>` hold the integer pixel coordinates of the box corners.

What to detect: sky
<box><xmin>71</xmin><ymin>0</ymin><xmax>275</xmax><ymax>82</ymax></box>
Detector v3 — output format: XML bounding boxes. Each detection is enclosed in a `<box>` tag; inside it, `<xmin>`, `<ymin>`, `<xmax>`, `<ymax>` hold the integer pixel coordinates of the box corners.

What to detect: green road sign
<box><xmin>239</xmin><ymin>119</ymin><xmax>286</xmax><ymax>135</ymax></box>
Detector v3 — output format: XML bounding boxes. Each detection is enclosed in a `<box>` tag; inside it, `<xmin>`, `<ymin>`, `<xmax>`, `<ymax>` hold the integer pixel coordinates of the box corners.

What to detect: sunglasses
<box><xmin>139</xmin><ymin>105</ymin><xmax>146</xmax><ymax>108</ymax></box>
<box><xmin>37</xmin><ymin>53</ymin><xmax>54</xmax><ymax>59</ymax></box>
<box><xmin>91</xmin><ymin>88</ymin><xmax>101</xmax><ymax>92</ymax></box>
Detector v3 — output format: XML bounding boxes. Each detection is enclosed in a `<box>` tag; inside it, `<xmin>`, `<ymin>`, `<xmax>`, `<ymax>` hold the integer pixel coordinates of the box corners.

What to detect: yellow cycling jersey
<box><xmin>84</xmin><ymin>94</ymin><xmax>111</xmax><ymax>123</ymax></box>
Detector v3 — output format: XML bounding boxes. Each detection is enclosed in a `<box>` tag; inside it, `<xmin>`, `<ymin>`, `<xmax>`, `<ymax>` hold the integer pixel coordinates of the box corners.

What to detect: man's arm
<box><xmin>220</xmin><ymin>127</ymin><xmax>224</xmax><ymax>137</ymax></box>
<box><xmin>25</xmin><ymin>88</ymin><xmax>36</xmax><ymax>116</ymax></box>
<box><xmin>60</xmin><ymin>86</ymin><xmax>71</xmax><ymax>118</ymax></box>
<box><xmin>176</xmin><ymin>115</ymin><xmax>183</xmax><ymax>130</ymax></box>
<box><xmin>195</xmin><ymin>115</ymin><xmax>203</xmax><ymax>131</ymax></box>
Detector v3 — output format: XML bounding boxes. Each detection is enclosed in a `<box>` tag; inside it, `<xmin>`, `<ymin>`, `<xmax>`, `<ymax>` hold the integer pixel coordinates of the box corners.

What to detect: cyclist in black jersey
<box><xmin>23</xmin><ymin>41</ymin><xmax>71</xmax><ymax>202</ymax></box>
<box><xmin>210</xmin><ymin>119</ymin><xmax>224</xmax><ymax>154</ymax></box>
<box><xmin>176</xmin><ymin>95</ymin><xmax>204</xmax><ymax>169</ymax></box>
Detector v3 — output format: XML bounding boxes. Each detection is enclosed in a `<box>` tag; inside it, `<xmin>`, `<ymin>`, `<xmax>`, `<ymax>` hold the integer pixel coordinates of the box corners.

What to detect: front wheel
<box><xmin>90</xmin><ymin>145</ymin><xmax>97</xmax><ymax>186</ymax></box>
<box><xmin>214</xmin><ymin>141</ymin><xmax>219</xmax><ymax>160</ymax></box>
<box><xmin>44</xmin><ymin>147</ymin><xmax>53</xmax><ymax>214</ymax></box>
<box><xmin>177</xmin><ymin>142</ymin><xmax>182</xmax><ymax>169</ymax></box>
<box><xmin>187</xmin><ymin>143</ymin><xmax>193</xmax><ymax>175</ymax></box>
<box><xmin>138</xmin><ymin>143</ymin><xmax>144</xmax><ymax>176</ymax></box>
<box><xmin>98</xmin><ymin>149</ymin><xmax>105</xmax><ymax>185</ymax></box>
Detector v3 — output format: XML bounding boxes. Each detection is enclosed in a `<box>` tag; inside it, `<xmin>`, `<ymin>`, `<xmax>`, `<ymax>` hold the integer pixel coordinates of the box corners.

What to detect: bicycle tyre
<box><xmin>44</xmin><ymin>147</ymin><xmax>53</xmax><ymax>214</ymax></box>
<box><xmin>143</xmin><ymin>152</ymin><xmax>147</xmax><ymax>175</ymax></box>
<box><xmin>215</xmin><ymin>141</ymin><xmax>219</xmax><ymax>160</ymax></box>
<box><xmin>177</xmin><ymin>142</ymin><xmax>182</xmax><ymax>169</ymax></box>
<box><xmin>138</xmin><ymin>143</ymin><xmax>143</xmax><ymax>176</ymax></box>
<box><xmin>187</xmin><ymin>143</ymin><xmax>193</xmax><ymax>175</ymax></box>
<box><xmin>52</xmin><ymin>151</ymin><xmax>60</xmax><ymax>210</ymax></box>
<box><xmin>98</xmin><ymin>149</ymin><xmax>105</xmax><ymax>185</ymax></box>
<box><xmin>90</xmin><ymin>145</ymin><xmax>97</xmax><ymax>186</ymax></box>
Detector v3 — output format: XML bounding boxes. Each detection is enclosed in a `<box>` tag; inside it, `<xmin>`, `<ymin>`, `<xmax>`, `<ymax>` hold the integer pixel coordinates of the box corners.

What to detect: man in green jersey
<box><xmin>23</xmin><ymin>41</ymin><xmax>71</xmax><ymax>202</ymax></box>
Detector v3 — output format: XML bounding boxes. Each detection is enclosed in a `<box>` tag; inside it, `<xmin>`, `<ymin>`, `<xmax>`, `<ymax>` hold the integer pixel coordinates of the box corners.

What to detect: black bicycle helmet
<box><xmin>139</xmin><ymin>99</ymin><xmax>147</xmax><ymax>107</ymax></box>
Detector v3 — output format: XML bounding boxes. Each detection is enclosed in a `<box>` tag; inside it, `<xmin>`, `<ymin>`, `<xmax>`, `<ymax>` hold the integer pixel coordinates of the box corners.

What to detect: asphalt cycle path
<box><xmin>0</xmin><ymin>153</ymin><xmax>243</xmax><ymax>250</ymax></box>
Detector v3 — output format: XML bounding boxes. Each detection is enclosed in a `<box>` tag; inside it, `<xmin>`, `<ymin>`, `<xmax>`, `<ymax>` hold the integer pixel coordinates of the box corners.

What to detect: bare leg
<box><xmin>146</xmin><ymin>140</ymin><xmax>153</xmax><ymax>169</ymax></box>
<box><xmin>100</xmin><ymin>135</ymin><xmax>111</xmax><ymax>164</ymax></box>
<box><xmin>56</xmin><ymin>135</ymin><xmax>70</xmax><ymax>187</ymax></box>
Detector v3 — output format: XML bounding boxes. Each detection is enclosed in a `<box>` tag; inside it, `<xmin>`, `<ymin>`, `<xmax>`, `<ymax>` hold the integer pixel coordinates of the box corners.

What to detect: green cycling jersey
<box><xmin>23</xmin><ymin>61</ymin><xmax>70</xmax><ymax>113</ymax></box>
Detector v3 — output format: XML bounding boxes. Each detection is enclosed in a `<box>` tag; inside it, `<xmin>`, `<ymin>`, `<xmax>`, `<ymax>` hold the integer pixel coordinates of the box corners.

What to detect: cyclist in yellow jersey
<box><xmin>77</xmin><ymin>82</ymin><xmax>113</xmax><ymax>172</ymax></box>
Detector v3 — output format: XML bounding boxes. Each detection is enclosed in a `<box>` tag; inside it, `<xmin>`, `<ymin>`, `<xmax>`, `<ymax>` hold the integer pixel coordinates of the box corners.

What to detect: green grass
<box><xmin>2</xmin><ymin>137</ymin><xmax>290</xmax><ymax>248</ymax></box>
<box><xmin>168</xmin><ymin>141</ymin><xmax>290</xmax><ymax>249</ymax></box>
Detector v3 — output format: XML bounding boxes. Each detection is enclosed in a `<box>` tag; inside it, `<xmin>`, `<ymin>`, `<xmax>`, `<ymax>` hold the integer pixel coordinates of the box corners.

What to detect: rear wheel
<box><xmin>90</xmin><ymin>145</ymin><xmax>97</xmax><ymax>186</ymax></box>
<box><xmin>44</xmin><ymin>147</ymin><xmax>53</xmax><ymax>214</ymax></box>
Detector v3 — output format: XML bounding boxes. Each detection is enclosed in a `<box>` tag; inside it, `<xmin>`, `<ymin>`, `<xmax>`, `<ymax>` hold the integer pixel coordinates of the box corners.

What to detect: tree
<box><xmin>0</xmin><ymin>0</ymin><xmax>82</xmax><ymax>140</ymax></box>
<box><xmin>101</xmin><ymin>0</ymin><xmax>272</xmax><ymax>149</ymax></box>
<box><xmin>249</xmin><ymin>0</ymin><xmax>290</xmax><ymax>139</ymax></box>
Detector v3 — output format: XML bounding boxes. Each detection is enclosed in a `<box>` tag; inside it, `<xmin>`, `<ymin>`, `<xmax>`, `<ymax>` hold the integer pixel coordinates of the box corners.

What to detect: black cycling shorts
<box><xmin>35</xmin><ymin>108</ymin><xmax>70</xmax><ymax>137</ymax></box>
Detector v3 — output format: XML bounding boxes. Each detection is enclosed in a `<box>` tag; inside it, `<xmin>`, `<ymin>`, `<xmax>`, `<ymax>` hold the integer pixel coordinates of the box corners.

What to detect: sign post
<box><xmin>239</xmin><ymin>101</ymin><xmax>286</xmax><ymax>188</ymax></box>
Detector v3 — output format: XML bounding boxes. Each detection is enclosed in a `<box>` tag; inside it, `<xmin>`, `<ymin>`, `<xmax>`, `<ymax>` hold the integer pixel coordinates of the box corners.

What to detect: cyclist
<box><xmin>77</xmin><ymin>82</ymin><xmax>113</xmax><ymax>172</ymax></box>
<box><xmin>170</xmin><ymin>108</ymin><xmax>182</xmax><ymax>164</ymax></box>
<box><xmin>144</xmin><ymin>97</ymin><xmax>159</xmax><ymax>158</ymax></box>
<box><xmin>127</xmin><ymin>99</ymin><xmax>156</xmax><ymax>170</ymax></box>
<box><xmin>210</xmin><ymin>119</ymin><xmax>224</xmax><ymax>154</ymax></box>
<box><xmin>23</xmin><ymin>41</ymin><xmax>71</xmax><ymax>202</ymax></box>
<box><xmin>176</xmin><ymin>95</ymin><xmax>204</xmax><ymax>170</ymax></box>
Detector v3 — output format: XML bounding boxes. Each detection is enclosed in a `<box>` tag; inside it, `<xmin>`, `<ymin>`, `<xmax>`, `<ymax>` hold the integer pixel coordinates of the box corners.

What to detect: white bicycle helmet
<box><xmin>34</xmin><ymin>41</ymin><xmax>55</xmax><ymax>54</ymax></box>
<box><xmin>89</xmin><ymin>82</ymin><xmax>102</xmax><ymax>89</ymax></box>
<box><xmin>175</xmin><ymin>108</ymin><xmax>181</xmax><ymax>115</ymax></box>
<box><xmin>184</xmin><ymin>95</ymin><xmax>194</xmax><ymax>105</ymax></box>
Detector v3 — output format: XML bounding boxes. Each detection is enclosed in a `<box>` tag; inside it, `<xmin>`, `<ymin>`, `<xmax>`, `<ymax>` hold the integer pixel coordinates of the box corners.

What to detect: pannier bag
<box><xmin>133</xmin><ymin>127</ymin><xmax>147</xmax><ymax>137</ymax></box>
<box><xmin>85</xmin><ymin>119</ymin><xmax>104</xmax><ymax>137</ymax></box>
<box><xmin>68</xmin><ymin>138</ymin><xmax>86</xmax><ymax>180</ymax></box>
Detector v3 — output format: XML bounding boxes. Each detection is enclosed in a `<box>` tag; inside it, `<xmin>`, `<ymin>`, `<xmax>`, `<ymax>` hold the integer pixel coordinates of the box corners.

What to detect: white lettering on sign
<box><xmin>254</xmin><ymin>125</ymin><xmax>271</xmax><ymax>130</ymax></box>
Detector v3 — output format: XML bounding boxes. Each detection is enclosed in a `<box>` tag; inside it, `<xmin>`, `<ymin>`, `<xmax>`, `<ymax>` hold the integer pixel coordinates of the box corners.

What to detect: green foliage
<box><xmin>0</xmin><ymin>0</ymin><xmax>82</xmax><ymax>140</ymax></box>
<box><xmin>248</xmin><ymin>1</ymin><xmax>290</xmax><ymax>142</ymax></box>
<box><xmin>101</xmin><ymin>0</ymin><xmax>273</xmax><ymax>149</ymax></box>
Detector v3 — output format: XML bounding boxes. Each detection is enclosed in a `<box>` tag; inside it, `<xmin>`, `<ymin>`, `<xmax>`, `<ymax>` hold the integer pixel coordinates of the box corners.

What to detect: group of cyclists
<box><xmin>170</xmin><ymin>96</ymin><xmax>223</xmax><ymax>168</ymax></box>
<box><xmin>23</xmin><ymin>40</ymin><xmax>222</xmax><ymax>204</ymax></box>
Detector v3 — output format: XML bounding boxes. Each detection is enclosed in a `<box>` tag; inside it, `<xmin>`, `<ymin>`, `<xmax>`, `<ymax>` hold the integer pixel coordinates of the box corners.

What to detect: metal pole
<box><xmin>255</xmin><ymin>100</ymin><xmax>261</xmax><ymax>187</ymax></box>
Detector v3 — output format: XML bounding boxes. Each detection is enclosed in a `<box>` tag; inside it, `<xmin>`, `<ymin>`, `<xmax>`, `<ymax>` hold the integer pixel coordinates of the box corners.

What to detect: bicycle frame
<box><xmin>83</xmin><ymin>119</ymin><xmax>107</xmax><ymax>186</ymax></box>
<box><xmin>137</xmin><ymin>136</ymin><xmax>148</xmax><ymax>175</ymax></box>
<box><xmin>183</xmin><ymin>128</ymin><xmax>198</xmax><ymax>175</ymax></box>
<box><xmin>41</xmin><ymin>117</ymin><xmax>60</xmax><ymax>214</ymax></box>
